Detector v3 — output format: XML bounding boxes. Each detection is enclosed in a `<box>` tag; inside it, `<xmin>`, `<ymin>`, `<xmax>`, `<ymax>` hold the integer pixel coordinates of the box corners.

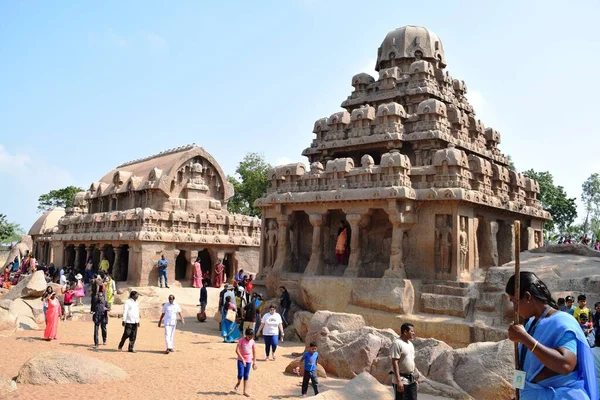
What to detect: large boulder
<box><xmin>3</xmin><ymin>271</ymin><xmax>48</xmax><ymax>301</ymax></box>
<box><xmin>16</xmin><ymin>352</ymin><xmax>128</xmax><ymax>385</ymax></box>
<box><xmin>0</xmin><ymin>308</ymin><xmax>18</xmax><ymax>336</ymax></box>
<box><xmin>312</xmin><ymin>372</ymin><xmax>392</xmax><ymax>400</ymax></box>
<box><xmin>415</xmin><ymin>337</ymin><xmax>514</xmax><ymax>400</ymax></box>
<box><xmin>22</xmin><ymin>298</ymin><xmax>46</xmax><ymax>325</ymax></box>
<box><xmin>283</xmin><ymin>324</ymin><xmax>301</xmax><ymax>342</ymax></box>
<box><xmin>305</xmin><ymin>310</ymin><xmax>365</xmax><ymax>344</ymax></box>
<box><xmin>0</xmin><ymin>376</ymin><xmax>17</xmax><ymax>398</ymax></box>
<box><xmin>2</xmin><ymin>236</ymin><xmax>33</xmax><ymax>269</ymax></box>
<box><xmin>293</xmin><ymin>310</ymin><xmax>314</xmax><ymax>341</ymax></box>
<box><xmin>350</xmin><ymin>278</ymin><xmax>414</xmax><ymax>314</ymax></box>
<box><xmin>315</xmin><ymin>324</ymin><xmax>396</xmax><ymax>380</ymax></box>
<box><xmin>284</xmin><ymin>356</ymin><xmax>327</xmax><ymax>378</ymax></box>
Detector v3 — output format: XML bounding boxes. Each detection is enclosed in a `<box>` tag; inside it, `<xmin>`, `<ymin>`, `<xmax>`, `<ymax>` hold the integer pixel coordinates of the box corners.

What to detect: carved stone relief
<box><xmin>459</xmin><ymin>216</ymin><xmax>468</xmax><ymax>273</ymax></box>
<box><xmin>435</xmin><ymin>214</ymin><xmax>452</xmax><ymax>274</ymax></box>
<box><xmin>264</xmin><ymin>219</ymin><xmax>278</xmax><ymax>268</ymax></box>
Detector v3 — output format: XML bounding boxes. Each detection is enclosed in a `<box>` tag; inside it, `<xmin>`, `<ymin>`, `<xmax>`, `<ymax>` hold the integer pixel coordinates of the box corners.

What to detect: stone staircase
<box><xmin>420</xmin><ymin>280</ymin><xmax>476</xmax><ymax>319</ymax></box>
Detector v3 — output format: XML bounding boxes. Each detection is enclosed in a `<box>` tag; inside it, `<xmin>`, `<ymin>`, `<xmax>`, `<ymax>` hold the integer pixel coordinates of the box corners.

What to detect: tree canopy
<box><xmin>37</xmin><ymin>185</ymin><xmax>84</xmax><ymax>212</ymax></box>
<box><xmin>0</xmin><ymin>214</ymin><xmax>23</xmax><ymax>245</ymax></box>
<box><xmin>227</xmin><ymin>153</ymin><xmax>271</xmax><ymax>217</ymax></box>
<box><xmin>581</xmin><ymin>173</ymin><xmax>600</xmax><ymax>234</ymax></box>
<box><xmin>522</xmin><ymin>169</ymin><xmax>577</xmax><ymax>234</ymax></box>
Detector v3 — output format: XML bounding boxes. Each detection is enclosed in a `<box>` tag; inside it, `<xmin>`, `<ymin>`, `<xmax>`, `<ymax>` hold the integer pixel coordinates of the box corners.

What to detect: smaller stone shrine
<box><xmin>254</xmin><ymin>26</ymin><xmax>550</xmax><ymax>340</ymax></box>
<box><xmin>39</xmin><ymin>145</ymin><xmax>260</xmax><ymax>286</ymax></box>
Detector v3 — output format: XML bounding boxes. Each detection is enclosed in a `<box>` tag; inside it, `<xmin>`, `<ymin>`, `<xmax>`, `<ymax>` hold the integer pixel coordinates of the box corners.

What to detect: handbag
<box><xmin>226</xmin><ymin>309</ymin><xmax>237</xmax><ymax>322</ymax></box>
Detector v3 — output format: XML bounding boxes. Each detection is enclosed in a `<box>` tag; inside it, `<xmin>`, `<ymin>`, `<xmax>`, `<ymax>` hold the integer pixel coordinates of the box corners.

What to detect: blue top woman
<box><xmin>506</xmin><ymin>271</ymin><xmax>598</xmax><ymax>399</ymax></box>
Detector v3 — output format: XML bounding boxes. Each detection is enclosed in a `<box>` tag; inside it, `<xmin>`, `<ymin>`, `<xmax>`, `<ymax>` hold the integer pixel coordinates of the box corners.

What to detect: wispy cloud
<box><xmin>142</xmin><ymin>32</ymin><xmax>168</xmax><ymax>50</ymax></box>
<box><xmin>0</xmin><ymin>144</ymin><xmax>75</xmax><ymax>228</ymax></box>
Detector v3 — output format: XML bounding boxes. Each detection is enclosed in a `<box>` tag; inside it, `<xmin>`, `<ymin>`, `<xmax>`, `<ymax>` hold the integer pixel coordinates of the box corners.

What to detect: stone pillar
<box><xmin>305</xmin><ymin>213</ymin><xmax>325</xmax><ymax>276</ymax></box>
<box><xmin>343</xmin><ymin>213</ymin><xmax>364</xmax><ymax>277</ymax></box>
<box><xmin>99</xmin><ymin>245</ymin><xmax>106</xmax><ymax>262</ymax></box>
<box><xmin>272</xmin><ymin>215</ymin><xmax>290</xmax><ymax>274</ymax></box>
<box><xmin>113</xmin><ymin>246</ymin><xmax>122</xmax><ymax>281</ymax></box>
<box><xmin>169</xmin><ymin>249</ymin><xmax>178</xmax><ymax>286</ymax></box>
<box><xmin>85</xmin><ymin>246</ymin><xmax>93</xmax><ymax>264</ymax></box>
<box><xmin>385</xmin><ymin>220</ymin><xmax>407</xmax><ymax>279</ymax></box>
<box><xmin>257</xmin><ymin>215</ymin><xmax>268</xmax><ymax>279</ymax></box>
<box><xmin>74</xmin><ymin>246</ymin><xmax>81</xmax><ymax>270</ymax></box>
<box><xmin>49</xmin><ymin>242</ymin><xmax>55</xmax><ymax>265</ymax></box>
<box><xmin>498</xmin><ymin>221</ymin><xmax>515</xmax><ymax>266</ymax></box>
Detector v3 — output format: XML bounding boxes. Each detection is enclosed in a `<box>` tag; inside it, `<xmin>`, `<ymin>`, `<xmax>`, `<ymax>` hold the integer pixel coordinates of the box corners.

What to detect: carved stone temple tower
<box><xmin>254</xmin><ymin>26</ymin><xmax>549</xmax><ymax>335</ymax></box>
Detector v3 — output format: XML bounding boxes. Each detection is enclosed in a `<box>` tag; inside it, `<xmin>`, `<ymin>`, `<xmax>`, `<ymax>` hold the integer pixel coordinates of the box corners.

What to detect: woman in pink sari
<box><xmin>213</xmin><ymin>261</ymin><xmax>225</xmax><ymax>288</ymax></box>
<box><xmin>193</xmin><ymin>258</ymin><xmax>203</xmax><ymax>288</ymax></box>
<box><xmin>335</xmin><ymin>221</ymin><xmax>348</xmax><ymax>265</ymax></box>
<box><xmin>44</xmin><ymin>292</ymin><xmax>61</xmax><ymax>340</ymax></box>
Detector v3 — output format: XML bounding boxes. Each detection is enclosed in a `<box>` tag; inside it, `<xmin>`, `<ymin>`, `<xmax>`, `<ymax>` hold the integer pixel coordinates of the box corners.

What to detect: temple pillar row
<box><xmin>305</xmin><ymin>213</ymin><xmax>325</xmax><ymax>275</ymax></box>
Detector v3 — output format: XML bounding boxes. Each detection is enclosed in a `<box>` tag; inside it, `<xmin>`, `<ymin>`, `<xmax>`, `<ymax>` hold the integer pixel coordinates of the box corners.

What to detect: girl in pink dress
<box><xmin>44</xmin><ymin>293</ymin><xmax>61</xmax><ymax>340</ymax></box>
<box><xmin>193</xmin><ymin>259</ymin><xmax>203</xmax><ymax>288</ymax></box>
<box><xmin>74</xmin><ymin>274</ymin><xmax>85</xmax><ymax>306</ymax></box>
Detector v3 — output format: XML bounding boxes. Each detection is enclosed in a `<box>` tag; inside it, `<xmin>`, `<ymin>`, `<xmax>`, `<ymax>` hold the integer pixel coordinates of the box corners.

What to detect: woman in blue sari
<box><xmin>506</xmin><ymin>271</ymin><xmax>598</xmax><ymax>400</ymax></box>
<box><xmin>221</xmin><ymin>296</ymin><xmax>241</xmax><ymax>343</ymax></box>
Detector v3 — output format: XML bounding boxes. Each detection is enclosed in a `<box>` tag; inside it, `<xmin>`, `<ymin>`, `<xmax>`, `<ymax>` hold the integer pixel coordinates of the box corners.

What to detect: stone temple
<box><xmin>32</xmin><ymin>145</ymin><xmax>260</xmax><ymax>286</ymax></box>
<box><xmin>254</xmin><ymin>26</ymin><xmax>550</xmax><ymax>342</ymax></box>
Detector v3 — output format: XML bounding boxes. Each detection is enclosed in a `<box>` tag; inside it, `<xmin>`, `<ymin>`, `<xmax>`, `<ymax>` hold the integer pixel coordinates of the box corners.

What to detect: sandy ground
<box><xmin>1</xmin><ymin>287</ymin><xmax>448</xmax><ymax>400</ymax></box>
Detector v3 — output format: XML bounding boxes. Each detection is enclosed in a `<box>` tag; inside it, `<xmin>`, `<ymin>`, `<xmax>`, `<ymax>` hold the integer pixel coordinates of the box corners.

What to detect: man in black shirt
<box><xmin>92</xmin><ymin>292</ymin><xmax>110</xmax><ymax>349</ymax></box>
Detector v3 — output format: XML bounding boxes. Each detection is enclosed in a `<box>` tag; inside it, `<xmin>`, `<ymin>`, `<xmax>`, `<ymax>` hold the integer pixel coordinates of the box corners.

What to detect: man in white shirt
<box><xmin>390</xmin><ymin>322</ymin><xmax>418</xmax><ymax>400</ymax></box>
<box><xmin>158</xmin><ymin>294</ymin><xmax>184</xmax><ymax>354</ymax></box>
<box><xmin>118</xmin><ymin>291</ymin><xmax>140</xmax><ymax>353</ymax></box>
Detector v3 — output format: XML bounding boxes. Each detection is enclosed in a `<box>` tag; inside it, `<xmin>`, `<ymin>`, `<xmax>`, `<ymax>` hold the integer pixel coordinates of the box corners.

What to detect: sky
<box><xmin>1</xmin><ymin>0</ymin><xmax>599</xmax><ymax>231</ymax></box>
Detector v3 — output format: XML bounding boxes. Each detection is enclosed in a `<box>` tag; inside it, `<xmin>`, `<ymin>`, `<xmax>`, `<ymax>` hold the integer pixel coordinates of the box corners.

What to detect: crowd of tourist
<box><xmin>557</xmin><ymin>234</ymin><xmax>600</xmax><ymax>251</ymax></box>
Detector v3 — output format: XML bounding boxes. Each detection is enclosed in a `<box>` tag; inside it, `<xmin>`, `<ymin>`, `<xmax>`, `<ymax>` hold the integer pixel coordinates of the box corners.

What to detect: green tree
<box><xmin>37</xmin><ymin>185</ymin><xmax>84</xmax><ymax>212</ymax></box>
<box><xmin>506</xmin><ymin>155</ymin><xmax>516</xmax><ymax>171</ymax></box>
<box><xmin>227</xmin><ymin>153</ymin><xmax>271</xmax><ymax>217</ymax></box>
<box><xmin>581</xmin><ymin>173</ymin><xmax>600</xmax><ymax>234</ymax></box>
<box><xmin>522</xmin><ymin>170</ymin><xmax>577</xmax><ymax>234</ymax></box>
<box><xmin>0</xmin><ymin>214</ymin><xmax>23</xmax><ymax>244</ymax></box>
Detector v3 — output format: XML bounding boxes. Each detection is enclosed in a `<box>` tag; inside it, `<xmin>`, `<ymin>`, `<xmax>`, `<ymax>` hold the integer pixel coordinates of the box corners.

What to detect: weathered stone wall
<box><xmin>235</xmin><ymin>246</ymin><xmax>259</xmax><ymax>276</ymax></box>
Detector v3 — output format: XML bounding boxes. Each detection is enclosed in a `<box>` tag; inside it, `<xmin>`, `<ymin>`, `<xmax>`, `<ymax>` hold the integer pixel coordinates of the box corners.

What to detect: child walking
<box><xmin>235</xmin><ymin>328</ymin><xmax>257</xmax><ymax>397</ymax></box>
<box><xmin>63</xmin><ymin>285</ymin><xmax>74</xmax><ymax>320</ymax></box>
<box><xmin>301</xmin><ymin>342</ymin><xmax>319</xmax><ymax>397</ymax></box>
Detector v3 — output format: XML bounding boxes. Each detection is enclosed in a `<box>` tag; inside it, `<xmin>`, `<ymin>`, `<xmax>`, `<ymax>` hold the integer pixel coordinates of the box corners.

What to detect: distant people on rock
<box><xmin>193</xmin><ymin>257</ymin><xmax>203</xmax><ymax>288</ymax></box>
<box><xmin>558</xmin><ymin>298</ymin><xmax>566</xmax><ymax>312</ymax></box>
<box><xmin>157</xmin><ymin>254</ymin><xmax>169</xmax><ymax>288</ymax></box>
<box><xmin>565</xmin><ymin>296</ymin><xmax>576</xmax><ymax>315</ymax></box>
<box><xmin>390</xmin><ymin>322</ymin><xmax>418</xmax><ymax>400</ymax></box>
<box><xmin>213</xmin><ymin>260</ymin><xmax>225</xmax><ymax>288</ymax></box>
<box><xmin>595</xmin><ymin>240</ymin><xmax>600</xmax><ymax>251</ymax></box>
<box><xmin>158</xmin><ymin>294</ymin><xmax>184</xmax><ymax>354</ymax></box>
<box><xmin>301</xmin><ymin>342</ymin><xmax>320</xmax><ymax>397</ymax></box>
<box><xmin>119</xmin><ymin>291</ymin><xmax>140</xmax><ymax>352</ymax></box>
<box><xmin>221</xmin><ymin>295</ymin><xmax>241</xmax><ymax>343</ymax></box>
<box><xmin>43</xmin><ymin>291</ymin><xmax>61</xmax><ymax>341</ymax></box>
<box><xmin>574</xmin><ymin>294</ymin><xmax>592</xmax><ymax>323</ymax></box>
<box><xmin>279</xmin><ymin>286</ymin><xmax>291</xmax><ymax>328</ymax></box>
<box><xmin>234</xmin><ymin>328</ymin><xmax>257</xmax><ymax>397</ymax></box>
<box><xmin>335</xmin><ymin>220</ymin><xmax>349</xmax><ymax>265</ymax></box>
<box><xmin>257</xmin><ymin>305</ymin><xmax>284</xmax><ymax>361</ymax></box>
<box><xmin>92</xmin><ymin>292</ymin><xmax>110</xmax><ymax>349</ymax></box>
<box><xmin>506</xmin><ymin>271</ymin><xmax>598</xmax><ymax>399</ymax></box>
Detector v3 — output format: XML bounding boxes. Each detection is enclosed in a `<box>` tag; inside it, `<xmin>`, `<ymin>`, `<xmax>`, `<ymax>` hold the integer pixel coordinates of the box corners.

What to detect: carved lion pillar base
<box><xmin>343</xmin><ymin>213</ymin><xmax>365</xmax><ymax>277</ymax></box>
<box><xmin>304</xmin><ymin>213</ymin><xmax>325</xmax><ymax>276</ymax></box>
<box><xmin>386</xmin><ymin>218</ymin><xmax>407</xmax><ymax>278</ymax></box>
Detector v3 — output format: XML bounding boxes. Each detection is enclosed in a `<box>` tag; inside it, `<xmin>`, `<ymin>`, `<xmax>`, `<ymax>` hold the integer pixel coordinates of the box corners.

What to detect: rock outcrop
<box><xmin>17</xmin><ymin>352</ymin><xmax>128</xmax><ymax>385</ymax></box>
<box><xmin>312</xmin><ymin>372</ymin><xmax>391</xmax><ymax>400</ymax></box>
<box><xmin>0</xmin><ymin>308</ymin><xmax>18</xmax><ymax>337</ymax></box>
<box><xmin>285</xmin><ymin>356</ymin><xmax>328</xmax><ymax>378</ymax></box>
<box><xmin>305</xmin><ymin>310</ymin><xmax>366</xmax><ymax>344</ymax></box>
<box><xmin>2</xmin><ymin>271</ymin><xmax>47</xmax><ymax>301</ymax></box>
<box><xmin>293</xmin><ymin>310</ymin><xmax>314</xmax><ymax>341</ymax></box>
<box><xmin>2</xmin><ymin>235</ymin><xmax>33</xmax><ymax>269</ymax></box>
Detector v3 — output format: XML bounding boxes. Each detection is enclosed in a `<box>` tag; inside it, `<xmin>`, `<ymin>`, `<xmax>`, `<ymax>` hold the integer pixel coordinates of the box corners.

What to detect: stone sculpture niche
<box><xmin>459</xmin><ymin>216</ymin><xmax>469</xmax><ymax>274</ymax></box>
<box><xmin>264</xmin><ymin>219</ymin><xmax>278</xmax><ymax>269</ymax></box>
<box><xmin>434</xmin><ymin>214</ymin><xmax>452</xmax><ymax>275</ymax></box>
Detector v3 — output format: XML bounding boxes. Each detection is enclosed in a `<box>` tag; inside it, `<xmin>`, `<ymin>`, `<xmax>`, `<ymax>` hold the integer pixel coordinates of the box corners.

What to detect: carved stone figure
<box><xmin>459</xmin><ymin>217</ymin><xmax>468</xmax><ymax>273</ymax></box>
<box><xmin>435</xmin><ymin>215</ymin><xmax>452</xmax><ymax>274</ymax></box>
<box><xmin>490</xmin><ymin>221</ymin><xmax>499</xmax><ymax>266</ymax></box>
<box><xmin>265</xmin><ymin>220</ymin><xmax>279</xmax><ymax>268</ymax></box>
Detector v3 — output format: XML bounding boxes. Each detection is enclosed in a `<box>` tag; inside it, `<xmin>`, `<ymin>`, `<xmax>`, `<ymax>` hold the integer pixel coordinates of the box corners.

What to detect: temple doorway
<box><xmin>359</xmin><ymin>208</ymin><xmax>392</xmax><ymax>278</ymax></box>
<box><xmin>223</xmin><ymin>253</ymin><xmax>235</xmax><ymax>282</ymax></box>
<box><xmin>198</xmin><ymin>249</ymin><xmax>212</xmax><ymax>275</ymax></box>
<box><xmin>289</xmin><ymin>211</ymin><xmax>311</xmax><ymax>273</ymax></box>
<box><xmin>323</xmin><ymin>209</ymin><xmax>349</xmax><ymax>276</ymax></box>
<box><xmin>118</xmin><ymin>245</ymin><xmax>130</xmax><ymax>282</ymax></box>
<box><xmin>175</xmin><ymin>250</ymin><xmax>188</xmax><ymax>281</ymax></box>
